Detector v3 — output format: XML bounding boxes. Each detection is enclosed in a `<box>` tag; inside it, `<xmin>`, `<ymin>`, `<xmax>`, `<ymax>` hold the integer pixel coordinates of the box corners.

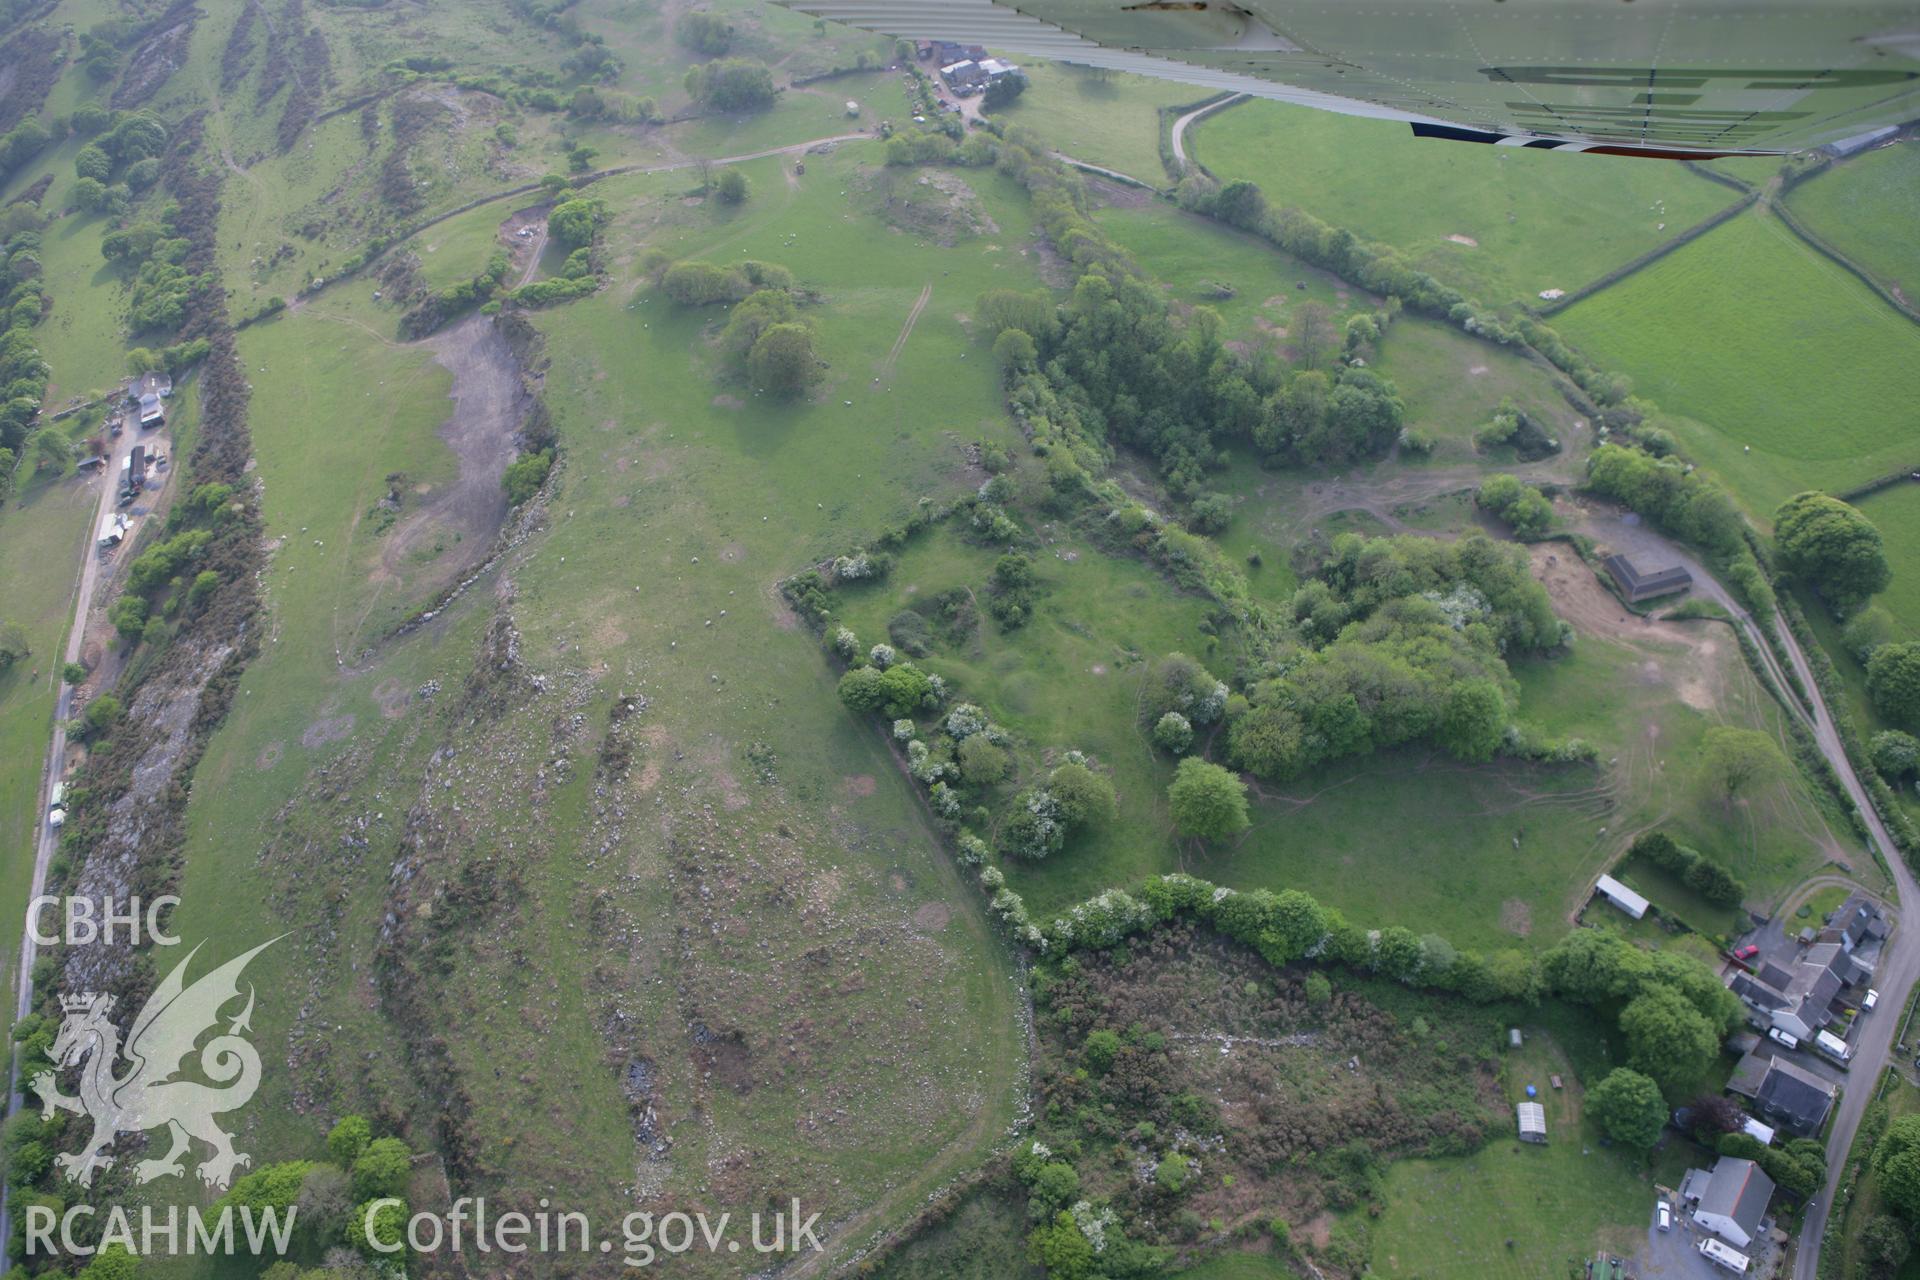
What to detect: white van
<box><xmin>1864</xmin><ymin>989</ymin><xmax>1880</xmax><ymax>1012</ymax></box>
<box><xmin>1816</xmin><ymin>1029</ymin><xmax>1852</xmax><ymax>1064</ymax></box>
<box><xmin>1768</xmin><ymin>1027</ymin><xmax>1799</xmax><ymax>1050</ymax></box>
<box><xmin>1656</xmin><ymin>1200</ymin><xmax>1672</xmax><ymax>1231</ymax></box>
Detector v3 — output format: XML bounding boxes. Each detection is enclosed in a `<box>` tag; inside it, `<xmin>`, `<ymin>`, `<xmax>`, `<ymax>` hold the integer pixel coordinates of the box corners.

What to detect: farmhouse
<box><xmin>1515</xmin><ymin>1101</ymin><xmax>1546</xmax><ymax>1143</ymax></box>
<box><xmin>130</xmin><ymin>371</ymin><xmax>171</xmax><ymax>429</ymax></box>
<box><xmin>940</xmin><ymin>59</ymin><xmax>985</xmax><ymax>92</ymax></box>
<box><xmin>1592</xmin><ymin>873</ymin><xmax>1649</xmax><ymax>920</ymax></box>
<box><xmin>1682</xmin><ymin>1155</ymin><xmax>1774</xmax><ymax>1249</ymax></box>
<box><xmin>1602</xmin><ymin>553</ymin><xmax>1692</xmax><ymax>603</ymax></box>
<box><xmin>1726</xmin><ymin>1051</ymin><xmax>1836</xmax><ymax>1136</ymax></box>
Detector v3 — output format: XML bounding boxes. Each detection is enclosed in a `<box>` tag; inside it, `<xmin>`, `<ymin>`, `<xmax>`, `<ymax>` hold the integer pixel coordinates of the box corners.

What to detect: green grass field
<box><xmin>1371</xmin><ymin>1018</ymin><xmax>1697</xmax><ymax>1278</ymax></box>
<box><xmin>993</xmin><ymin>61</ymin><xmax>1199</xmax><ymax>184</ymax></box>
<box><xmin>1556</xmin><ymin>209</ymin><xmax>1920</xmax><ymax>515</ymax></box>
<box><xmin>1094</xmin><ymin>202</ymin><xmax>1371</xmax><ymax>348</ymax></box>
<box><xmin>1856</xmin><ymin>485</ymin><xmax>1920</xmax><ymax>637</ymax></box>
<box><xmin>1189</xmin><ymin>99</ymin><xmax>1741</xmax><ymax>307</ymax></box>
<box><xmin>1784</xmin><ymin>140</ymin><xmax>1920</xmax><ymax>304</ymax></box>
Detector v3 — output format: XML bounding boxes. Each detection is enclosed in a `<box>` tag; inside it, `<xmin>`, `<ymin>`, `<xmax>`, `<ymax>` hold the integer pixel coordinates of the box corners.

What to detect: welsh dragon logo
<box><xmin>31</xmin><ymin>939</ymin><xmax>277</xmax><ymax>1189</ymax></box>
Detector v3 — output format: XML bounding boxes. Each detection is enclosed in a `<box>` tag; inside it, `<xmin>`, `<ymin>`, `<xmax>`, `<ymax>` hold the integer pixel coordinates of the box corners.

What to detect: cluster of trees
<box><xmin>1584</xmin><ymin>443</ymin><xmax>1774</xmax><ymax>615</ymax></box>
<box><xmin>398</xmin><ymin>251</ymin><xmax>512</xmax><ymax>340</ymax></box>
<box><xmin>655</xmin><ymin>255</ymin><xmax>792</xmax><ymax>306</ymax></box>
<box><xmin>682</xmin><ymin>59</ymin><xmax>776</xmax><ymax>112</ymax></box>
<box><xmin>1249</xmin><ymin>364</ymin><xmax>1405</xmax><ymax>467</ymax></box>
<box><xmin>1475</xmin><ymin>473</ymin><xmax>1554</xmax><ymax>537</ymax></box>
<box><xmin>675</xmin><ymin>10</ymin><xmax>734</xmax><ymax>55</ymax></box>
<box><xmin>0</xmin><ymin>215</ymin><xmax>53</xmax><ymax>489</ymax></box>
<box><xmin>1868</xmin><ymin>642</ymin><xmax>1920</xmax><ymax>730</ymax></box>
<box><xmin>0</xmin><ymin>116</ymin><xmax>54</xmax><ymax>191</ymax></box>
<box><xmin>1773</xmin><ymin>491</ymin><xmax>1891</xmax><ymax>617</ymax></box>
<box><xmin>957</xmin><ymin>130</ymin><xmax>1409</xmax><ymax>521</ymax></box>
<box><xmin>68</xmin><ymin>110</ymin><xmax>168</xmax><ymax>219</ymax></box>
<box><xmin>213</xmin><ymin>1116</ymin><xmax>419</xmax><ymax>1264</ymax></box>
<box><xmin>1870</xmin><ymin>1115</ymin><xmax>1920</xmax><ymax>1270</ymax></box>
<box><xmin>1543</xmin><ymin>927</ymin><xmax>1742</xmax><ymax>1093</ymax></box>
<box><xmin>985</xmin><ymin>551</ymin><xmax>1041</xmax><ymax>628</ymax></box>
<box><xmin>1226</xmin><ymin>533</ymin><xmax>1565</xmax><ymax>780</ymax></box>
<box><xmin>564</xmin><ymin>85</ymin><xmax>659</xmax><ymax>123</ymax></box>
<box><xmin>1625</xmin><ymin>830</ymin><xmax>1745</xmax><ymax>906</ymax></box>
<box><xmin>655</xmin><ymin>256</ymin><xmax>821</xmax><ymax>398</ymax></box>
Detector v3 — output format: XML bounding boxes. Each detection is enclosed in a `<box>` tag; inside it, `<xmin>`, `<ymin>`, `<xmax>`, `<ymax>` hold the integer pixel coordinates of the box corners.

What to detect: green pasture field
<box><xmin>1370</xmin><ymin>1019</ymin><xmax>1696</xmax><ymax>1278</ymax></box>
<box><xmin>1369</xmin><ymin>316</ymin><xmax>1588</xmax><ymax>462</ymax></box>
<box><xmin>0</xmin><ymin>480</ymin><xmax>93</xmax><ymax>1040</ymax></box>
<box><xmin>1856</xmin><ymin>484</ymin><xmax>1920</xmax><ymax>638</ymax></box>
<box><xmin>164</xmin><ymin>142</ymin><xmax>1037</xmax><ymax>1269</ymax></box>
<box><xmin>994</xmin><ymin>61</ymin><xmax>1200</xmax><ymax>183</ymax></box>
<box><xmin>1784</xmin><ymin>140</ymin><xmax>1920</xmax><ymax>303</ymax></box>
<box><xmin>1188</xmin><ymin>99</ymin><xmax>1740</xmax><ymax>306</ymax></box>
<box><xmin>1093</xmin><ymin>202</ymin><xmax>1371</xmax><ymax>349</ymax></box>
<box><xmin>1555</xmin><ymin>209</ymin><xmax>1920</xmax><ymax>515</ymax></box>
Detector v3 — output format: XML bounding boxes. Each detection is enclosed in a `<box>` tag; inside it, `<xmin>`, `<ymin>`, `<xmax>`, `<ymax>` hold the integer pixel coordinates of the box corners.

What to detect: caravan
<box><xmin>1815</xmin><ymin>1029</ymin><xmax>1852</xmax><ymax>1066</ymax></box>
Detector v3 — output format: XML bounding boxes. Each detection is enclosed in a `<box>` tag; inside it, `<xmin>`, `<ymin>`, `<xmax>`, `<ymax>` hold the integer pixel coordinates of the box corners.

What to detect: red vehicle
<box><xmin>1734</xmin><ymin>945</ymin><xmax>1760</xmax><ymax>961</ymax></box>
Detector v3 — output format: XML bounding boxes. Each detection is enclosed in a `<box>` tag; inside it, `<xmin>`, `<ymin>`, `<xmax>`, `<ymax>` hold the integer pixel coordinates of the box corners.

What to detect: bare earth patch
<box><xmin>256</xmin><ymin>740</ymin><xmax>285</xmax><ymax>771</ymax></box>
<box><xmin>1447</xmin><ymin>233</ymin><xmax>1479</xmax><ymax>246</ymax></box>
<box><xmin>913</xmin><ymin>902</ymin><xmax>952</xmax><ymax>931</ymax></box>
<box><xmin>301</xmin><ymin>714</ymin><xmax>356</xmax><ymax>748</ymax></box>
<box><xmin>842</xmin><ymin>774</ymin><xmax>877</xmax><ymax>798</ymax></box>
<box><xmin>1500</xmin><ymin>897</ymin><xmax>1533</xmax><ymax>937</ymax></box>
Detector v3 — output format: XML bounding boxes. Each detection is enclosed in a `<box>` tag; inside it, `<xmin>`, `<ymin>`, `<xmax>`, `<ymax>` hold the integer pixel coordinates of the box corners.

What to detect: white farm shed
<box><xmin>1516</xmin><ymin>1101</ymin><xmax>1546</xmax><ymax>1143</ymax></box>
<box><xmin>1594</xmin><ymin>874</ymin><xmax>1650</xmax><ymax>920</ymax></box>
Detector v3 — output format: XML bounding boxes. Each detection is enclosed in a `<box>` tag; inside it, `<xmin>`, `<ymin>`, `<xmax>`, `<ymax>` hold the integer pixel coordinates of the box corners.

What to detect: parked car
<box><xmin>1864</xmin><ymin>989</ymin><xmax>1880</xmax><ymax>1012</ymax></box>
<box><xmin>47</xmin><ymin>782</ymin><xmax>66</xmax><ymax>829</ymax></box>
<box><xmin>1769</xmin><ymin>1027</ymin><xmax>1799</xmax><ymax>1050</ymax></box>
<box><xmin>1657</xmin><ymin>1200</ymin><xmax>1672</xmax><ymax>1231</ymax></box>
<box><xmin>1734</xmin><ymin>944</ymin><xmax>1760</xmax><ymax>961</ymax></box>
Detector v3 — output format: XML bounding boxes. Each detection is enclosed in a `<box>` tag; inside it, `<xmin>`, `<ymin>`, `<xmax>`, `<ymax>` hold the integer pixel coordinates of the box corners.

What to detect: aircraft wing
<box><xmin>778</xmin><ymin>0</ymin><xmax>1920</xmax><ymax>157</ymax></box>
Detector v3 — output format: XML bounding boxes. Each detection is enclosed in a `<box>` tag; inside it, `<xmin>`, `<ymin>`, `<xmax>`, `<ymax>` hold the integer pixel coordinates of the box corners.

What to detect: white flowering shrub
<box><xmin>925</xmin><ymin>673</ymin><xmax>948</xmax><ymax>705</ymax></box>
<box><xmin>1192</xmin><ymin>680</ymin><xmax>1229</xmax><ymax>725</ymax></box>
<box><xmin>945</xmin><ymin>703</ymin><xmax>989</xmax><ymax>740</ymax></box>
<box><xmin>832</xmin><ymin>627</ymin><xmax>859</xmax><ymax>658</ymax></box>
<box><xmin>892</xmin><ymin>718</ymin><xmax>917</xmax><ymax>740</ymax></box>
<box><xmin>1047</xmin><ymin>889</ymin><xmax>1154</xmax><ymax>949</ymax></box>
<box><xmin>832</xmin><ymin>552</ymin><xmax>875</xmax><ymax>580</ymax></box>
<box><xmin>928</xmin><ymin>781</ymin><xmax>961</xmax><ymax>819</ymax></box>
<box><xmin>956</xmin><ymin>832</ymin><xmax>990</xmax><ymax>865</ymax></box>
<box><xmin>979</xmin><ymin>865</ymin><xmax>1006</xmax><ymax>890</ymax></box>
<box><xmin>1001</xmin><ymin>788</ymin><xmax>1064</xmax><ymax>860</ymax></box>
<box><xmin>868</xmin><ymin>643</ymin><xmax>896</xmax><ymax>670</ymax></box>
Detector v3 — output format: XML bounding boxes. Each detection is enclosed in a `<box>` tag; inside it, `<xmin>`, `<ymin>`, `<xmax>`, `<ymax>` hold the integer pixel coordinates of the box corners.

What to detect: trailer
<box><xmin>1815</xmin><ymin>1029</ymin><xmax>1852</xmax><ymax>1065</ymax></box>
<box><xmin>1698</xmin><ymin>1238</ymin><xmax>1751</xmax><ymax>1273</ymax></box>
<box><xmin>97</xmin><ymin>513</ymin><xmax>128</xmax><ymax>549</ymax></box>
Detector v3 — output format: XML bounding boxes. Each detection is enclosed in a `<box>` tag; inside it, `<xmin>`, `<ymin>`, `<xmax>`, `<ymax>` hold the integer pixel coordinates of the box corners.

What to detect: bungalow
<box><xmin>1683</xmin><ymin>1155</ymin><xmax>1774</xmax><ymax>1249</ymax></box>
<box><xmin>1593</xmin><ymin>873</ymin><xmax>1649</xmax><ymax>920</ymax></box>
<box><xmin>1603</xmin><ymin>553</ymin><xmax>1692</xmax><ymax>603</ymax></box>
